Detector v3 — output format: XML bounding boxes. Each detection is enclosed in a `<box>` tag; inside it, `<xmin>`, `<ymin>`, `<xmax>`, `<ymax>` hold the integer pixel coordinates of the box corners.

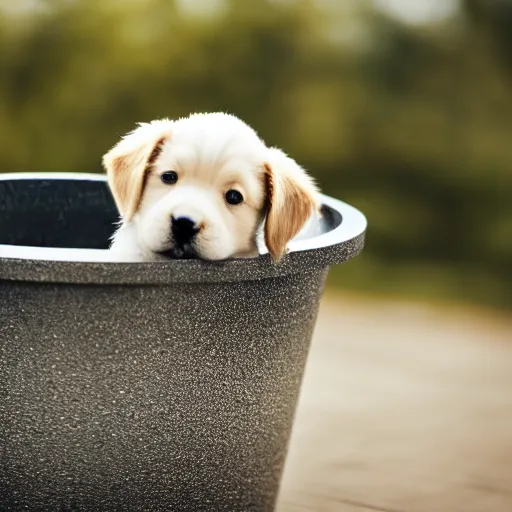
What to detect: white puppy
<box><xmin>102</xmin><ymin>113</ymin><xmax>318</xmax><ymax>261</ymax></box>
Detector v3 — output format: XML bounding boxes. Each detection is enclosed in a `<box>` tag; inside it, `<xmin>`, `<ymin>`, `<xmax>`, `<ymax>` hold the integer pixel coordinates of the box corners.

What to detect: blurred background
<box><xmin>1</xmin><ymin>2</ymin><xmax>512</xmax><ymax>510</ymax></box>
<box><xmin>1</xmin><ymin>0</ymin><xmax>511</xmax><ymax>309</ymax></box>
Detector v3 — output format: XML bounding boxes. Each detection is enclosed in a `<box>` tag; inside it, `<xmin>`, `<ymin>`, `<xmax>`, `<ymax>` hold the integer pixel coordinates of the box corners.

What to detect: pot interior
<box><xmin>0</xmin><ymin>176</ymin><xmax>342</xmax><ymax>251</ymax></box>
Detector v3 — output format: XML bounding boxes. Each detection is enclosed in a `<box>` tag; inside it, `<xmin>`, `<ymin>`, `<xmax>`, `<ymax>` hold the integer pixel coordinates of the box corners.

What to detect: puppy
<box><xmin>102</xmin><ymin>113</ymin><xmax>318</xmax><ymax>261</ymax></box>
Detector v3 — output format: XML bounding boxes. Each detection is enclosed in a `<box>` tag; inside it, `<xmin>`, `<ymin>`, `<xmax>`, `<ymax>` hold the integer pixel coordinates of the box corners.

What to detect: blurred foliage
<box><xmin>0</xmin><ymin>0</ymin><xmax>511</xmax><ymax>308</ymax></box>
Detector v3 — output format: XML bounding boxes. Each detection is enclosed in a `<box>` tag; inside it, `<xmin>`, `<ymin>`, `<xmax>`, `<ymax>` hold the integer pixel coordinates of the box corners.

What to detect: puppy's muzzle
<box><xmin>171</xmin><ymin>216</ymin><xmax>200</xmax><ymax>245</ymax></box>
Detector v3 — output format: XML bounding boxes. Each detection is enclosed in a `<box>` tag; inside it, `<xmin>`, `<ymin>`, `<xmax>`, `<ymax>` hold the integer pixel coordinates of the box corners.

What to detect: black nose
<box><xmin>171</xmin><ymin>216</ymin><xmax>199</xmax><ymax>243</ymax></box>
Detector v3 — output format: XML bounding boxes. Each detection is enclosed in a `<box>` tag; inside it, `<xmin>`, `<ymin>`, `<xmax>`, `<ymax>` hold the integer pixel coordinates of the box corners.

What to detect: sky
<box><xmin>372</xmin><ymin>0</ymin><xmax>461</xmax><ymax>25</ymax></box>
<box><xmin>0</xmin><ymin>0</ymin><xmax>462</xmax><ymax>26</ymax></box>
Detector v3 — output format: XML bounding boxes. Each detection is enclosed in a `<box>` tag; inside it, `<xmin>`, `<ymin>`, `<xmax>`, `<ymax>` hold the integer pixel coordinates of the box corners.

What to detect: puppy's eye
<box><xmin>161</xmin><ymin>171</ymin><xmax>178</xmax><ymax>185</ymax></box>
<box><xmin>225</xmin><ymin>189</ymin><xmax>244</xmax><ymax>205</ymax></box>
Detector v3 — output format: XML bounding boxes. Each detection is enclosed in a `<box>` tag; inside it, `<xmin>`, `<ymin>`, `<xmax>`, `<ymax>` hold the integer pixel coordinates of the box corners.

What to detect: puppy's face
<box><xmin>136</xmin><ymin>116</ymin><xmax>267</xmax><ymax>260</ymax></box>
<box><xmin>103</xmin><ymin>113</ymin><xmax>318</xmax><ymax>261</ymax></box>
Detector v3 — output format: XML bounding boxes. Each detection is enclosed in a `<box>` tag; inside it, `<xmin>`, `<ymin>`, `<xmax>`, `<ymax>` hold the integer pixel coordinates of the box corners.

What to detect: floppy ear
<box><xmin>263</xmin><ymin>148</ymin><xmax>319</xmax><ymax>261</ymax></box>
<box><xmin>102</xmin><ymin>120</ymin><xmax>173</xmax><ymax>222</ymax></box>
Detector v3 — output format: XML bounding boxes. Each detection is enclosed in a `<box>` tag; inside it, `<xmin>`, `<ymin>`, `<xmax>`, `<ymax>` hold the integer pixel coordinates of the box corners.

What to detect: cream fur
<box><xmin>102</xmin><ymin>112</ymin><xmax>319</xmax><ymax>261</ymax></box>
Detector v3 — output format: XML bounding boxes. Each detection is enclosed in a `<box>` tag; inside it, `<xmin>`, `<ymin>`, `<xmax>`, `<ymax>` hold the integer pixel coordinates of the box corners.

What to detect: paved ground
<box><xmin>276</xmin><ymin>294</ymin><xmax>512</xmax><ymax>512</ymax></box>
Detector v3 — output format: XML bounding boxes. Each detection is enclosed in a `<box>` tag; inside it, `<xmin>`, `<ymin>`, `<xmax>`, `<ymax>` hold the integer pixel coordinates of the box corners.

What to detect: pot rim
<box><xmin>0</xmin><ymin>172</ymin><xmax>367</xmax><ymax>284</ymax></box>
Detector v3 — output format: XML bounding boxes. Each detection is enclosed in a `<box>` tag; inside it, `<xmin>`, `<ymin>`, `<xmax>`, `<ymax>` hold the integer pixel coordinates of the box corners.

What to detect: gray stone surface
<box><xmin>0</xmin><ymin>174</ymin><xmax>366</xmax><ymax>511</ymax></box>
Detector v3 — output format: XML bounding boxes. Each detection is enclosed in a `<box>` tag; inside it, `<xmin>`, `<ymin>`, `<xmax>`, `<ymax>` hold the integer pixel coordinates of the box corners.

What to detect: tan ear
<box><xmin>264</xmin><ymin>148</ymin><xmax>319</xmax><ymax>261</ymax></box>
<box><xmin>102</xmin><ymin>120</ymin><xmax>173</xmax><ymax>222</ymax></box>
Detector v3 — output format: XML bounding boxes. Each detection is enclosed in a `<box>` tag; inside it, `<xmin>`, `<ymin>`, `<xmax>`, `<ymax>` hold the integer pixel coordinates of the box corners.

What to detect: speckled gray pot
<box><xmin>0</xmin><ymin>173</ymin><xmax>366</xmax><ymax>512</ymax></box>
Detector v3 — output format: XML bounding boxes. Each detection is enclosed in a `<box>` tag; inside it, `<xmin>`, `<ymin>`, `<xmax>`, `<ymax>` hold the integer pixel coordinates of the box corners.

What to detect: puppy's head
<box><xmin>103</xmin><ymin>113</ymin><xmax>318</xmax><ymax>261</ymax></box>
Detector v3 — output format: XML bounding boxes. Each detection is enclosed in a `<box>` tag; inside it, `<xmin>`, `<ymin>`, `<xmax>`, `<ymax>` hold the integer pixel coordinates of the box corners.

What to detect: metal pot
<box><xmin>0</xmin><ymin>173</ymin><xmax>366</xmax><ymax>512</ymax></box>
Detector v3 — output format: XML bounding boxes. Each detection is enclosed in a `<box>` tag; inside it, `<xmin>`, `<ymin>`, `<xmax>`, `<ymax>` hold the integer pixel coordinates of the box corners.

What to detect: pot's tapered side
<box><xmin>0</xmin><ymin>270</ymin><xmax>327</xmax><ymax>512</ymax></box>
